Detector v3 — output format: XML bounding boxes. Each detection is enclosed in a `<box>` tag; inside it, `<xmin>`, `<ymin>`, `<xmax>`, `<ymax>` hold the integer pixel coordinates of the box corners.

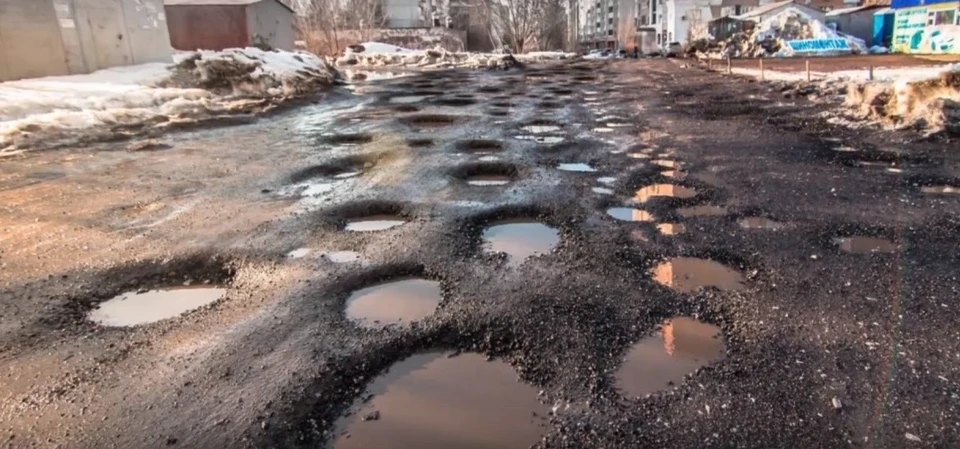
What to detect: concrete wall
<box><xmin>166</xmin><ymin>4</ymin><xmax>249</xmax><ymax>50</ymax></box>
<box><xmin>0</xmin><ymin>0</ymin><xmax>70</xmax><ymax>81</ymax></box>
<box><xmin>0</xmin><ymin>0</ymin><xmax>172</xmax><ymax>82</ymax></box>
<box><xmin>385</xmin><ymin>0</ymin><xmax>423</xmax><ymax>28</ymax></box>
<box><xmin>247</xmin><ymin>0</ymin><xmax>295</xmax><ymax>50</ymax></box>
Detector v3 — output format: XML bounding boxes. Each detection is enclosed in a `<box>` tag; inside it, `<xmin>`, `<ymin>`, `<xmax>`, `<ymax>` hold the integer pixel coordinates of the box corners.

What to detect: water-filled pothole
<box><xmin>436</xmin><ymin>97</ymin><xmax>478</xmax><ymax>107</ymax></box>
<box><xmin>332</xmin><ymin>352</ymin><xmax>545</xmax><ymax>448</ymax></box>
<box><xmin>607</xmin><ymin>208</ymin><xmax>655</xmax><ymax>222</ymax></box>
<box><xmin>288</xmin><ymin>157</ymin><xmax>374</xmax><ymax>184</ymax></box>
<box><xmin>323</xmin><ymin>251</ymin><xmax>362</xmax><ymax>263</ymax></box>
<box><xmin>482</xmin><ymin>220</ymin><xmax>560</xmax><ymax>266</ymax></box>
<box><xmin>557</xmin><ymin>163</ymin><xmax>596</xmax><ymax>172</ymax></box>
<box><xmin>389</xmin><ymin>95</ymin><xmax>429</xmax><ymax>104</ymax></box>
<box><xmin>677</xmin><ymin>205</ymin><xmax>727</xmax><ymax>217</ymax></box>
<box><xmin>834</xmin><ymin>236</ymin><xmax>897</xmax><ymax>254</ymax></box>
<box><xmin>634</xmin><ymin>184</ymin><xmax>697</xmax><ymax>203</ymax></box>
<box><xmin>738</xmin><ymin>217</ymin><xmax>785</xmax><ymax>230</ymax></box>
<box><xmin>345</xmin><ymin>216</ymin><xmax>407</xmax><ymax>232</ymax></box>
<box><xmin>652</xmin><ymin>257</ymin><xmax>746</xmax><ymax>293</ymax></box>
<box><xmin>287</xmin><ymin>248</ymin><xmax>311</xmax><ymax>258</ymax></box>
<box><xmin>400</xmin><ymin>114</ymin><xmax>460</xmax><ymax>128</ymax></box>
<box><xmin>657</xmin><ymin>223</ymin><xmax>685</xmax><ymax>235</ymax></box>
<box><xmin>921</xmin><ymin>185</ymin><xmax>960</xmax><ymax>194</ymax></box>
<box><xmin>516</xmin><ymin>135</ymin><xmax>565</xmax><ymax>144</ymax></box>
<box><xmin>344</xmin><ymin>278</ymin><xmax>442</xmax><ymax>327</ymax></box>
<box><xmin>652</xmin><ymin>159</ymin><xmax>678</xmax><ymax>168</ymax></box>
<box><xmin>522</xmin><ymin>120</ymin><xmax>563</xmax><ymax>134</ymax></box>
<box><xmin>456</xmin><ymin>139</ymin><xmax>504</xmax><ymax>154</ymax></box>
<box><xmin>322</xmin><ymin>133</ymin><xmax>374</xmax><ymax>145</ymax></box>
<box><xmin>593</xmin><ymin>187</ymin><xmax>614</xmax><ymax>194</ymax></box>
<box><xmin>616</xmin><ymin>317</ymin><xmax>725</xmax><ymax>397</ymax></box>
<box><xmin>88</xmin><ymin>286</ymin><xmax>226</xmax><ymax>327</ymax></box>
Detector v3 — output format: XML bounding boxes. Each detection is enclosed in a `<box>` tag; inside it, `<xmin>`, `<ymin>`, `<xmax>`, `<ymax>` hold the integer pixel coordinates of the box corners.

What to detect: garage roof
<box><xmin>164</xmin><ymin>0</ymin><xmax>294</xmax><ymax>13</ymax></box>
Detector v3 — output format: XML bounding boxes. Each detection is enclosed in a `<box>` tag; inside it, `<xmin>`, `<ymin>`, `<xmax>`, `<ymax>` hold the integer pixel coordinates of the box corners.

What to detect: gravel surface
<box><xmin>1</xmin><ymin>59</ymin><xmax>959</xmax><ymax>449</ymax></box>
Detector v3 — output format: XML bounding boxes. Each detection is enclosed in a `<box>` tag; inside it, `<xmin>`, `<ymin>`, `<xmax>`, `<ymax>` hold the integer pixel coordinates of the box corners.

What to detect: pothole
<box><xmin>597</xmin><ymin>176</ymin><xmax>617</xmax><ymax>185</ymax></box>
<box><xmin>288</xmin><ymin>156</ymin><xmax>374</xmax><ymax>184</ymax></box>
<box><xmin>344</xmin><ymin>278</ymin><xmax>442</xmax><ymax>328</ymax></box>
<box><xmin>616</xmin><ymin>317</ymin><xmax>725</xmax><ymax>398</ymax></box>
<box><xmin>389</xmin><ymin>95</ymin><xmax>429</xmax><ymax>104</ymax></box>
<box><xmin>345</xmin><ymin>215</ymin><xmax>407</xmax><ymax>232</ymax></box>
<box><xmin>738</xmin><ymin>217</ymin><xmax>785</xmax><ymax>230</ymax></box>
<box><xmin>652</xmin><ymin>159</ymin><xmax>679</xmax><ymax>168</ymax></box>
<box><xmin>593</xmin><ymin>127</ymin><xmax>614</xmax><ymax>133</ymax></box>
<box><xmin>88</xmin><ymin>286</ymin><xmax>226</xmax><ymax>327</ymax></box>
<box><xmin>516</xmin><ymin>135</ymin><xmax>565</xmax><ymax>144</ymax></box>
<box><xmin>322</xmin><ymin>251</ymin><xmax>362</xmax><ymax>263</ymax></box>
<box><xmin>400</xmin><ymin>114</ymin><xmax>460</xmax><ymax>128</ymax></box>
<box><xmin>522</xmin><ymin>120</ymin><xmax>563</xmax><ymax>134</ymax></box>
<box><xmin>435</xmin><ymin>97</ymin><xmax>478</xmax><ymax>107</ymax></box>
<box><xmin>633</xmin><ymin>184</ymin><xmax>697</xmax><ymax>203</ymax></box>
<box><xmin>677</xmin><ymin>205</ymin><xmax>727</xmax><ymax>217</ymax></box>
<box><xmin>456</xmin><ymin>139</ymin><xmax>504</xmax><ymax>154</ymax></box>
<box><xmin>392</xmin><ymin>104</ymin><xmax>420</xmax><ymax>113</ymax></box>
<box><xmin>592</xmin><ymin>187</ymin><xmax>614</xmax><ymax>194</ymax></box>
<box><xmin>467</xmin><ymin>175</ymin><xmax>511</xmax><ymax>186</ymax></box>
<box><xmin>332</xmin><ymin>352</ymin><xmax>545</xmax><ymax>448</ymax></box>
<box><xmin>834</xmin><ymin>236</ymin><xmax>897</xmax><ymax>254</ymax></box>
<box><xmin>287</xmin><ymin>248</ymin><xmax>311</xmax><ymax>258</ymax></box>
<box><xmin>488</xmin><ymin>109</ymin><xmax>510</xmax><ymax>117</ymax></box>
<box><xmin>628</xmin><ymin>153</ymin><xmax>650</xmax><ymax>159</ymax></box>
<box><xmin>657</xmin><ymin>223</ymin><xmax>685</xmax><ymax>235</ymax></box>
<box><xmin>482</xmin><ymin>220</ymin><xmax>560</xmax><ymax>266</ymax></box>
<box><xmin>557</xmin><ymin>163</ymin><xmax>596</xmax><ymax>172</ymax></box>
<box><xmin>406</xmin><ymin>138</ymin><xmax>434</xmax><ymax>148</ymax></box>
<box><xmin>322</xmin><ymin>133</ymin><xmax>374</xmax><ymax>145</ymax></box>
<box><xmin>607</xmin><ymin>208</ymin><xmax>655</xmax><ymax>222</ymax></box>
<box><xmin>921</xmin><ymin>185</ymin><xmax>960</xmax><ymax>194</ymax></box>
<box><xmin>652</xmin><ymin>257</ymin><xmax>746</xmax><ymax>293</ymax></box>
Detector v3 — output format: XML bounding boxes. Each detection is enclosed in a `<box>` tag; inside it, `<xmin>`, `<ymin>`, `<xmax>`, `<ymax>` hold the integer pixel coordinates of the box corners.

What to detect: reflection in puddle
<box><xmin>466</xmin><ymin>175</ymin><xmax>512</xmax><ymax>186</ymax></box>
<box><xmin>478</xmin><ymin>155</ymin><xmax>500</xmax><ymax>162</ymax></box>
<box><xmin>344</xmin><ymin>278</ymin><xmax>442</xmax><ymax>327</ymax></box>
<box><xmin>523</xmin><ymin>125</ymin><xmax>561</xmax><ymax>134</ymax></box>
<box><xmin>597</xmin><ymin>176</ymin><xmax>617</xmax><ymax>185</ymax></box>
<box><xmin>592</xmin><ymin>187</ymin><xmax>614</xmax><ymax>194</ymax></box>
<box><xmin>677</xmin><ymin>205</ymin><xmax>727</xmax><ymax>217</ymax></box>
<box><xmin>652</xmin><ymin>160</ymin><xmax>678</xmax><ymax>168</ymax></box>
<box><xmin>616</xmin><ymin>317</ymin><xmax>725</xmax><ymax>397</ymax></box>
<box><xmin>657</xmin><ymin>223</ymin><xmax>685</xmax><ymax>235</ymax></box>
<box><xmin>593</xmin><ymin>127</ymin><xmax>614</xmax><ymax>133</ymax></box>
<box><xmin>302</xmin><ymin>182</ymin><xmax>335</xmax><ymax>197</ymax></box>
<box><xmin>557</xmin><ymin>163</ymin><xmax>596</xmax><ymax>172</ymax></box>
<box><xmin>661</xmin><ymin>170</ymin><xmax>684</xmax><ymax>179</ymax></box>
<box><xmin>634</xmin><ymin>184</ymin><xmax>697</xmax><ymax>203</ymax></box>
<box><xmin>88</xmin><ymin>287</ymin><xmax>226</xmax><ymax>326</ymax></box>
<box><xmin>607</xmin><ymin>208</ymin><xmax>655</xmax><ymax>222</ymax></box>
<box><xmin>323</xmin><ymin>251</ymin><xmax>362</xmax><ymax>263</ymax></box>
<box><xmin>334</xmin><ymin>171</ymin><xmax>364</xmax><ymax>179</ymax></box>
<box><xmin>482</xmin><ymin>220</ymin><xmax>560</xmax><ymax>267</ymax></box>
<box><xmin>516</xmin><ymin>135</ymin><xmax>565</xmax><ymax>144</ymax></box>
<box><xmin>333</xmin><ymin>352</ymin><xmax>545</xmax><ymax>449</ymax></box>
<box><xmin>389</xmin><ymin>95</ymin><xmax>429</xmax><ymax>104</ymax></box>
<box><xmin>287</xmin><ymin>248</ymin><xmax>311</xmax><ymax>258</ymax></box>
<box><xmin>345</xmin><ymin>216</ymin><xmax>407</xmax><ymax>232</ymax></box>
<box><xmin>627</xmin><ymin>153</ymin><xmax>650</xmax><ymax>159</ymax></box>
<box><xmin>833</xmin><ymin>146</ymin><xmax>858</xmax><ymax>152</ymax></box>
<box><xmin>652</xmin><ymin>257</ymin><xmax>746</xmax><ymax>293</ymax></box>
<box><xmin>834</xmin><ymin>236</ymin><xmax>897</xmax><ymax>254</ymax></box>
<box><xmin>921</xmin><ymin>185</ymin><xmax>960</xmax><ymax>194</ymax></box>
<box><xmin>738</xmin><ymin>217</ymin><xmax>785</xmax><ymax>230</ymax></box>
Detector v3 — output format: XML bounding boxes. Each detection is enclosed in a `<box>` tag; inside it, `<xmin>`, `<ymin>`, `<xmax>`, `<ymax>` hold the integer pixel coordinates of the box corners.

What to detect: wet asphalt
<box><xmin>1</xmin><ymin>59</ymin><xmax>960</xmax><ymax>449</ymax></box>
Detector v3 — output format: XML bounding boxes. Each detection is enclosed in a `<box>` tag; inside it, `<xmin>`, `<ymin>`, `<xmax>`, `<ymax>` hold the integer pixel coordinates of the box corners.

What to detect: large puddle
<box><xmin>634</xmin><ymin>184</ymin><xmax>697</xmax><ymax>203</ymax></box>
<box><xmin>344</xmin><ymin>278</ymin><xmax>442</xmax><ymax>328</ymax></box>
<box><xmin>345</xmin><ymin>216</ymin><xmax>407</xmax><ymax>232</ymax></box>
<box><xmin>482</xmin><ymin>220</ymin><xmax>560</xmax><ymax>267</ymax></box>
<box><xmin>651</xmin><ymin>258</ymin><xmax>746</xmax><ymax>293</ymax></box>
<box><xmin>834</xmin><ymin>236</ymin><xmax>898</xmax><ymax>254</ymax></box>
<box><xmin>332</xmin><ymin>352</ymin><xmax>545</xmax><ymax>449</ymax></box>
<box><xmin>607</xmin><ymin>208</ymin><xmax>655</xmax><ymax>222</ymax></box>
<box><xmin>88</xmin><ymin>287</ymin><xmax>226</xmax><ymax>326</ymax></box>
<box><xmin>616</xmin><ymin>317</ymin><xmax>725</xmax><ymax>397</ymax></box>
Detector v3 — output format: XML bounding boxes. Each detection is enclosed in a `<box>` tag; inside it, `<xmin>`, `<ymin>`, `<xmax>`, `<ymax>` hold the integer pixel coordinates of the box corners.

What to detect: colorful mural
<box><xmin>892</xmin><ymin>3</ymin><xmax>960</xmax><ymax>54</ymax></box>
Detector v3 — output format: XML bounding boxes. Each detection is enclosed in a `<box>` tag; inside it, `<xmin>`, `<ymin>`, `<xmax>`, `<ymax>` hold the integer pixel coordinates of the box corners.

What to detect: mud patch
<box><xmin>88</xmin><ymin>286</ymin><xmax>226</xmax><ymax>327</ymax></box>
<box><xmin>834</xmin><ymin>236</ymin><xmax>898</xmax><ymax>254</ymax></box>
<box><xmin>482</xmin><ymin>220</ymin><xmax>560</xmax><ymax>267</ymax></box>
<box><xmin>344</xmin><ymin>278</ymin><xmax>442</xmax><ymax>328</ymax></box>
<box><xmin>333</xmin><ymin>352</ymin><xmax>545</xmax><ymax>448</ymax></box>
<box><xmin>634</xmin><ymin>184</ymin><xmax>697</xmax><ymax>203</ymax></box>
<box><xmin>616</xmin><ymin>317</ymin><xmax>725</xmax><ymax>397</ymax></box>
<box><xmin>738</xmin><ymin>217</ymin><xmax>785</xmax><ymax>230</ymax></box>
<box><xmin>652</xmin><ymin>257</ymin><xmax>745</xmax><ymax>293</ymax></box>
<box><xmin>607</xmin><ymin>208</ymin><xmax>655</xmax><ymax>222</ymax></box>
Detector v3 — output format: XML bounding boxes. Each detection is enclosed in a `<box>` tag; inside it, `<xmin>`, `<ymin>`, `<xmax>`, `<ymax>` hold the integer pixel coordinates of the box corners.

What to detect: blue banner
<box><xmin>786</xmin><ymin>39</ymin><xmax>851</xmax><ymax>53</ymax></box>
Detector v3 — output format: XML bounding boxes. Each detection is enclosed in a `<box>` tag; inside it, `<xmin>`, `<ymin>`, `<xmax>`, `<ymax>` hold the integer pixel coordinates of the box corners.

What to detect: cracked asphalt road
<box><xmin>1</xmin><ymin>59</ymin><xmax>959</xmax><ymax>449</ymax></box>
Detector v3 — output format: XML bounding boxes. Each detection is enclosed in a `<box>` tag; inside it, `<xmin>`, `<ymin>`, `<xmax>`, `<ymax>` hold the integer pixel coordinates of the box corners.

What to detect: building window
<box><xmin>609</xmin><ymin>6</ymin><xmax>614</xmax><ymax>12</ymax></box>
<box><xmin>929</xmin><ymin>10</ymin><xmax>955</xmax><ymax>25</ymax></box>
<box><xmin>657</xmin><ymin>33</ymin><xmax>662</xmax><ymax>44</ymax></box>
<box><xmin>608</xmin><ymin>30</ymin><xmax>614</xmax><ymax>35</ymax></box>
<box><xmin>608</xmin><ymin>18</ymin><xmax>613</xmax><ymax>24</ymax></box>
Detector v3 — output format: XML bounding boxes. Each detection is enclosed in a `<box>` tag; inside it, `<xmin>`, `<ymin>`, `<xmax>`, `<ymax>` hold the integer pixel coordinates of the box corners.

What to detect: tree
<box><xmin>293</xmin><ymin>0</ymin><xmax>387</xmax><ymax>56</ymax></box>
<box><xmin>486</xmin><ymin>0</ymin><xmax>567</xmax><ymax>53</ymax></box>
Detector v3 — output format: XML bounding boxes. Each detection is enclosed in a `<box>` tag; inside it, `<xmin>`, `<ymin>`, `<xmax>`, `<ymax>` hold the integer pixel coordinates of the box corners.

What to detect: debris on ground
<box><xmin>335</xmin><ymin>42</ymin><xmax>573</xmax><ymax>70</ymax></box>
<box><xmin>844</xmin><ymin>68</ymin><xmax>960</xmax><ymax>136</ymax></box>
<box><xmin>0</xmin><ymin>48</ymin><xmax>338</xmax><ymax>153</ymax></box>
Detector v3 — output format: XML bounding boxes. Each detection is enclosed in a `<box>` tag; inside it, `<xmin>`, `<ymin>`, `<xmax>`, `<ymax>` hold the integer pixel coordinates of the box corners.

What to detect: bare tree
<box><xmin>487</xmin><ymin>0</ymin><xmax>567</xmax><ymax>53</ymax></box>
<box><xmin>293</xmin><ymin>0</ymin><xmax>387</xmax><ymax>56</ymax></box>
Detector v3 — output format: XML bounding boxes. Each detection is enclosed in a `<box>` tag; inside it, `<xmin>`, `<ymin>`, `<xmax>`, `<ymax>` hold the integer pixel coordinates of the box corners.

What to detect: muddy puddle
<box><xmin>834</xmin><ymin>236</ymin><xmax>898</xmax><ymax>254</ymax></box>
<box><xmin>921</xmin><ymin>185</ymin><xmax>960</xmax><ymax>194</ymax></box>
<box><xmin>616</xmin><ymin>317</ymin><xmax>725</xmax><ymax>397</ymax></box>
<box><xmin>597</xmin><ymin>176</ymin><xmax>617</xmax><ymax>185</ymax></box>
<box><xmin>523</xmin><ymin>125</ymin><xmax>562</xmax><ymax>134</ymax></box>
<box><xmin>738</xmin><ymin>217</ymin><xmax>785</xmax><ymax>230</ymax></box>
<box><xmin>467</xmin><ymin>175</ymin><xmax>512</xmax><ymax>186</ymax></box>
<box><xmin>633</xmin><ymin>184</ymin><xmax>697</xmax><ymax>203</ymax></box>
<box><xmin>344</xmin><ymin>278</ymin><xmax>442</xmax><ymax>328</ymax></box>
<box><xmin>652</xmin><ymin>258</ymin><xmax>746</xmax><ymax>293</ymax></box>
<box><xmin>657</xmin><ymin>223</ymin><xmax>685</xmax><ymax>235</ymax></box>
<box><xmin>333</xmin><ymin>352</ymin><xmax>545</xmax><ymax>449</ymax></box>
<box><xmin>389</xmin><ymin>95</ymin><xmax>429</xmax><ymax>104</ymax></box>
<box><xmin>593</xmin><ymin>187</ymin><xmax>614</xmax><ymax>194</ymax></box>
<box><xmin>516</xmin><ymin>135</ymin><xmax>565</xmax><ymax>144</ymax></box>
<box><xmin>482</xmin><ymin>220</ymin><xmax>560</xmax><ymax>267</ymax></box>
<box><xmin>607</xmin><ymin>208</ymin><xmax>655</xmax><ymax>222</ymax></box>
<box><xmin>557</xmin><ymin>163</ymin><xmax>596</xmax><ymax>172</ymax></box>
<box><xmin>88</xmin><ymin>287</ymin><xmax>226</xmax><ymax>326</ymax></box>
<box><xmin>652</xmin><ymin>160</ymin><xmax>678</xmax><ymax>168</ymax></box>
<box><xmin>677</xmin><ymin>205</ymin><xmax>727</xmax><ymax>217</ymax></box>
<box><xmin>345</xmin><ymin>216</ymin><xmax>407</xmax><ymax>232</ymax></box>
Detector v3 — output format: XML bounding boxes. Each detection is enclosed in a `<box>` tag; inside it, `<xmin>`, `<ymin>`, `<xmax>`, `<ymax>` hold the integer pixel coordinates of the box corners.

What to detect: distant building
<box><xmin>889</xmin><ymin>0</ymin><xmax>958</xmax><ymax>54</ymax></box>
<box><xmin>385</xmin><ymin>0</ymin><xmax>424</xmax><ymax>28</ymax></box>
<box><xmin>0</xmin><ymin>0</ymin><xmax>172</xmax><ymax>82</ymax></box>
<box><xmin>826</xmin><ymin>4</ymin><xmax>888</xmax><ymax>45</ymax></box>
<box><xmin>164</xmin><ymin>0</ymin><xmax>295</xmax><ymax>51</ymax></box>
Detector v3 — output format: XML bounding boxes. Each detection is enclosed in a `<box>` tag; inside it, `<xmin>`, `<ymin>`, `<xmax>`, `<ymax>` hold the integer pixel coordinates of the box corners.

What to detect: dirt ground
<box><xmin>718</xmin><ymin>53</ymin><xmax>960</xmax><ymax>73</ymax></box>
<box><xmin>2</xmin><ymin>59</ymin><xmax>960</xmax><ymax>448</ymax></box>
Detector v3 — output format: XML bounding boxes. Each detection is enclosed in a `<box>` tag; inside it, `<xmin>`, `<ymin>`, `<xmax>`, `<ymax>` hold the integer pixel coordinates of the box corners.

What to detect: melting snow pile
<box><xmin>1</xmin><ymin>47</ymin><xmax>338</xmax><ymax>153</ymax></box>
<box><xmin>336</xmin><ymin>42</ymin><xmax>574</xmax><ymax>70</ymax></box>
<box><xmin>844</xmin><ymin>66</ymin><xmax>960</xmax><ymax>136</ymax></box>
<box><xmin>693</xmin><ymin>7</ymin><xmax>866</xmax><ymax>58</ymax></box>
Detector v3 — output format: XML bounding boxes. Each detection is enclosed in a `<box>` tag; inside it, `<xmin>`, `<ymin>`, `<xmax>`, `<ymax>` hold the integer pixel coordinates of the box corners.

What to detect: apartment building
<box><xmin>580</xmin><ymin>0</ymin><xmax>650</xmax><ymax>49</ymax></box>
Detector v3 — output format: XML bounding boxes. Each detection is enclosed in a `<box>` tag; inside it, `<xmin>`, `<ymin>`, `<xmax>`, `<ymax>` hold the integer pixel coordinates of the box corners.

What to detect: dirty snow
<box><xmin>732</xmin><ymin>63</ymin><xmax>960</xmax><ymax>83</ymax></box>
<box><xmin>348</xmin><ymin>42</ymin><xmax>423</xmax><ymax>55</ymax></box>
<box><xmin>1</xmin><ymin>48</ymin><xmax>337</xmax><ymax>153</ymax></box>
<box><xmin>337</xmin><ymin>42</ymin><xmax>575</xmax><ymax>69</ymax></box>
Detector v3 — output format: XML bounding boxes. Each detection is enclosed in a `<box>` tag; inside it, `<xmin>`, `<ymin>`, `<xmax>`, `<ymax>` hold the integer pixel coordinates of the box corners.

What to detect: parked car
<box><xmin>664</xmin><ymin>42</ymin><xmax>683</xmax><ymax>57</ymax></box>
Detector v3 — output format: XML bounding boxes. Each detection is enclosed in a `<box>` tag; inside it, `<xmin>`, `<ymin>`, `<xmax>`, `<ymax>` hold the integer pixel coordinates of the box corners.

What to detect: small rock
<box><xmin>905</xmin><ymin>433</ymin><xmax>921</xmax><ymax>442</ymax></box>
<box><xmin>362</xmin><ymin>411</ymin><xmax>380</xmax><ymax>422</ymax></box>
<box><xmin>831</xmin><ymin>397</ymin><xmax>842</xmax><ymax>410</ymax></box>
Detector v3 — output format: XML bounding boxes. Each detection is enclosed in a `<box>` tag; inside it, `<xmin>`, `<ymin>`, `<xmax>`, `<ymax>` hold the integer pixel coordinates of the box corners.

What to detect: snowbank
<box><xmin>347</xmin><ymin>42</ymin><xmax>424</xmax><ymax>55</ymax></box>
<box><xmin>336</xmin><ymin>42</ymin><xmax>574</xmax><ymax>70</ymax></box>
<box><xmin>1</xmin><ymin>48</ymin><xmax>338</xmax><ymax>153</ymax></box>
